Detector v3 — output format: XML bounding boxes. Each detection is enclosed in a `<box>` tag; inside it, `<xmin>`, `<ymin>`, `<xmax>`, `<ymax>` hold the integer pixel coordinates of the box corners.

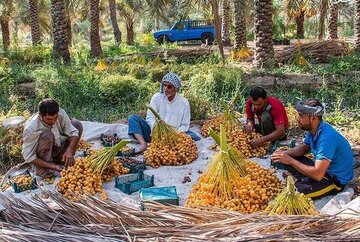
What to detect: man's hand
<box><xmin>62</xmin><ymin>150</ymin><xmax>75</xmax><ymax>168</ymax></box>
<box><xmin>52</xmin><ymin>164</ymin><xmax>64</xmax><ymax>172</ymax></box>
<box><xmin>245</xmin><ymin>122</ymin><xmax>254</xmax><ymax>134</ymax></box>
<box><xmin>271</xmin><ymin>151</ymin><xmax>293</xmax><ymax>165</ymax></box>
<box><xmin>250</xmin><ymin>137</ymin><xmax>264</xmax><ymax>148</ymax></box>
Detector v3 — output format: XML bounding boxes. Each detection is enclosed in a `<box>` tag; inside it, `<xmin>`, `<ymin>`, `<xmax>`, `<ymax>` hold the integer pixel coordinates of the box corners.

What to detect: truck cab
<box><xmin>153</xmin><ymin>19</ymin><xmax>215</xmax><ymax>45</ymax></box>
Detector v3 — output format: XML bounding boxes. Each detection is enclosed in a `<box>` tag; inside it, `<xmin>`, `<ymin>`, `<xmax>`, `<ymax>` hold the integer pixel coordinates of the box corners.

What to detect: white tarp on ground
<box><xmin>0</xmin><ymin>121</ymin><xmax>358</xmax><ymax>216</ymax></box>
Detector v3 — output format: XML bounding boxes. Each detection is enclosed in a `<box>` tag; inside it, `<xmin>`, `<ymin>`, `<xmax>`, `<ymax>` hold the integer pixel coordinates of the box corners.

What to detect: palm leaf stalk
<box><xmin>89</xmin><ymin>140</ymin><xmax>129</xmax><ymax>174</ymax></box>
<box><xmin>206</xmin><ymin>125</ymin><xmax>247</xmax><ymax>199</ymax></box>
<box><xmin>2</xmin><ymin>192</ymin><xmax>360</xmax><ymax>240</ymax></box>
<box><xmin>265</xmin><ymin>176</ymin><xmax>318</xmax><ymax>215</ymax></box>
<box><xmin>146</xmin><ymin>105</ymin><xmax>177</xmax><ymax>145</ymax></box>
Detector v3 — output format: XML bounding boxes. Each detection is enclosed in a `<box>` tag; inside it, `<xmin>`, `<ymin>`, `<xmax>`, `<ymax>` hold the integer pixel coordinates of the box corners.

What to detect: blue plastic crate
<box><xmin>140</xmin><ymin>186</ymin><xmax>179</xmax><ymax>210</ymax></box>
<box><xmin>115</xmin><ymin>170</ymin><xmax>154</xmax><ymax>195</ymax></box>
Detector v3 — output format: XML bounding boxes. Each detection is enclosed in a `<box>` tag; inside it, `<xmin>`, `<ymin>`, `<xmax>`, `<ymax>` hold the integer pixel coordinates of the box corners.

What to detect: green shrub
<box><xmin>188</xmin><ymin>66</ymin><xmax>245</xmax><ymax>103</ymax></box>
<box><xmin>184</xmin><ymin>92</ymin><xmax>214</xmax><ymax>120</ymax></box>
<box><xmin>128</xmin><ymin>64</ymin><xmax>148</xmax><ymax>79</ymax></box>
<box><xmin>99</xmin><ymin>74</ymin><xmax>156</xmax><ymax>105</ymax></box>
<box><xmin>6</xmin><ymin>46</ymin><xmax>52</xmax><ymax>65</ymax></box>
<box><xmin>148</xmin><ymin>65</ymin><xmax>168</xmax><ymax>82</ymax></box>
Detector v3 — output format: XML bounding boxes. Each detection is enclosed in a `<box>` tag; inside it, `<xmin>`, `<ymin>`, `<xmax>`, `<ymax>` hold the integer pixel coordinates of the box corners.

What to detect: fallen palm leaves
<box><xmin>1</xmin><ymin>192</ymin><xmax>360</xmax><ymax>241</ymax></box>
<box><xmin>144</xmin><ymin>106</ymin><xmax>198</xmax><ymax>167</ymax></box>
<box><xmin>275</xmin><ymin>40</ymin><xmax>349</xmax><ymax>64</ymax></box>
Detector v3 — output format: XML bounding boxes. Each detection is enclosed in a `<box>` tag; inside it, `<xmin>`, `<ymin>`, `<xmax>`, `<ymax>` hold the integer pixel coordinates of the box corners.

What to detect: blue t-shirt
<box><xmin>304</xmin><ymin>121</ymin><xmax>353</xmax><ymax>185</ymax></box>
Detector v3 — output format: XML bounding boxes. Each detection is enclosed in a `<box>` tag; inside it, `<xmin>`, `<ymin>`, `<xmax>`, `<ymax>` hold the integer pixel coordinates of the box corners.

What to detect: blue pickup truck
<box><xmin>153</xmin><ymin>20</ymin><xmax>215</xmax><ymax>45</ymax></box>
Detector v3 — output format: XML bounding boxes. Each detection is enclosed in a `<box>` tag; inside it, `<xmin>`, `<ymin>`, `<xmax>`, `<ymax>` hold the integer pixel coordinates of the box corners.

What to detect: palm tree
<box><xmin>254</xmin><ymin>0</ymin><xmax>274</xmax><ymax>68</ymax></box>
<box><xmin>221</xmin><ymin>0</ymin><xmax>231</xmax><ymax>46</ymax></box>
<box><xmin>233</xmin><ymin>0</ymin><xmax>247</xmax><ymax>49</ymax></box>
<box><xmin>29</xmin><ymin>0</ymin><xmax>42</xmax><ymax>45</ymax></box>
<box><xmin>328</xmin><ymin>2</ymin><xmax>339</xmax><ymax>39</ymax></box>
<box><xmin>210</xmin><ymin>0</ymin><xmax>225</xmax><ymax>63</ymax></box>
<box><xmin>318</xmin><ymin>0</ymin><xmax>328</xmax><ymax>40</ymax></box>
<box><xmin>295</xmin><ymin>10</ymin><xmax>305</xmax><ymax>38</ymax></box>
<box><xmin>89</xmin><ymin>0</ymin><xmax>102</xmax><ymax>57</ymax></box>
<box><xmin>356</xmin><ymin>0</ymin><xmax>360</xmax><ymax>51</ymax></box>
<box><xmin>284</xmin><ymin>0</ymin><xmax>316</xmax><ymax>39</ymax></box>
<box><xmin>50</xmin><ymin>0</ymin><xmax>71</xmax><ymax>63</ymax></box>
<box><xmin>118</xmin><ymin>0</ymin><xmax>143</xmax><ymax>45</ymax></box>
<box><xmin>108</xmin><ymin>0</ymin><xmax>121</xmax><ymax>43</ymax></box>
<box><xmin>0</xmin><ymin>17</ymin><xmax>10</xmax><ymax>51</ymax></box>
<box><xmin>0</xmin><ymin>0</ymin><xmax>13</xmax><ymax>51</ymax></box>
<box><xmin>144</xmin><ymin>0</ymin><xmax>165</xmax><ymax>30</ymax></box>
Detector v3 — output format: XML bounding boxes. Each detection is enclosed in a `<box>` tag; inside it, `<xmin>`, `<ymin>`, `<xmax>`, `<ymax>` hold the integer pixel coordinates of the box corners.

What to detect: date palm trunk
<box><xmin>254</xmin><ymin>0</ymin><xmax>274</xmax><ymax>68</ymax></box>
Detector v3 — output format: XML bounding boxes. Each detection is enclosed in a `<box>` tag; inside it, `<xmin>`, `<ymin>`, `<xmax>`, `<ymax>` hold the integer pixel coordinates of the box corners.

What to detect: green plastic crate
<box><xmin>9</xmin><ymin>170</ymin><xmax>38</xmax><ymax>193</ymax></box>
<box><xmin>115</xmin><ymin>170</ymin><xmax>154</xmax><ymax>195</ymax></box>
<box><xmin>140</xmin><ymin>186</ymin><xmax>179</xmax><ymax>210</ymax></box>
<box><xmin>119</xmin><ymin>158</ymin><xmax>146</xmax><ymax>174</ymax></box>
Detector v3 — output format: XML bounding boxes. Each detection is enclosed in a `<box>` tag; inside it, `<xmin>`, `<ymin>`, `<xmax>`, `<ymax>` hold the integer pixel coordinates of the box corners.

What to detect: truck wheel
<box><xmin>201</xmin><ymin>33</ymin><xmax>214</xmax><ymax>45</ymax></box>
<box><xmin>157</xmin><ymin>35</ymin><xmax>169</xmax><ymax>45</ymax></box>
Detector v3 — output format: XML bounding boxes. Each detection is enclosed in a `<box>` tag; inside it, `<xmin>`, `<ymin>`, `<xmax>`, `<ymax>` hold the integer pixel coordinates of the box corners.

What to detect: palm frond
<box><xmin>1</xmin><ymin>191</ymin><xmax>360</xmax><ymax>241</ymax></box>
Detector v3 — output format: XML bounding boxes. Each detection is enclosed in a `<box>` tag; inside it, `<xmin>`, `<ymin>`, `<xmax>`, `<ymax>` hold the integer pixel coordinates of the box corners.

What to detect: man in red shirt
<box><xmin>245</xmin><ymin>87</ymin><xmax>289</xmax><ymax>147</ymax></box>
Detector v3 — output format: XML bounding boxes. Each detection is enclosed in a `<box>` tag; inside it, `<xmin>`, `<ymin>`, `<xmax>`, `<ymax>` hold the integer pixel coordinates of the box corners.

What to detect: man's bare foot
<box><xmin>282</xmin><ymin>171</ymin><xmax>297</xmax><ymax>182</ymax></box>
<box><xmin>135</xmin><ymin>143</ymin><xmax>147</xmax><ymax>155</ymax></box>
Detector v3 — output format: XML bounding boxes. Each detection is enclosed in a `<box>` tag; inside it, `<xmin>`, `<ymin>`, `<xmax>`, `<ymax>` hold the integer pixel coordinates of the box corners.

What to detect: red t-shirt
<box><xmin>245</xmin><ymin>96</ymin><xmax>289</xmax><ymax>128</ymax></box>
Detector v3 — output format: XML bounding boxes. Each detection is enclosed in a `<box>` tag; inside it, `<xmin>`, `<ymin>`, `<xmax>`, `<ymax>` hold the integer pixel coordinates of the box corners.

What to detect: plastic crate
<box><xmin>117</xmin><ymin>147</ymin><xmax>135</xmax><ymax>157</ymax></box>
<box><xmin>270</xmin><ymin>159</ymin><xmax>288</xmax><ymax>170</ymax></box>
<box><xmin>115</xmin><ymin>170</ymin><xmax>154</xmax><ymax>195</ymax></box>
<box><xmin>140</xmin><ymin>186</ymin><xmax>179</xmax><ymax>210</ymax></box>
<box><xmin>9</xmin><ymin>170</ymin><xmax>38</xmax><ymax>193</ymax></box>
<box><xmin>100</xmin><ymin>133</ymin><xmax>121</xmax><ymax>147</ymax></box>
<box><xmin>118</xmin><ymin>158</ymin><xmax>146</xmax><ymax>174</ymax></box>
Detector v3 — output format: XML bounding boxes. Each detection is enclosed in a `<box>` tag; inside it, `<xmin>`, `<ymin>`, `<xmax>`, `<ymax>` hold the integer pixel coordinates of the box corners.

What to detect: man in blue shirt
<box><xmin>271</xmin><ymin>98</ymin><xmax>353</xmax><ymax>199</ymax></box>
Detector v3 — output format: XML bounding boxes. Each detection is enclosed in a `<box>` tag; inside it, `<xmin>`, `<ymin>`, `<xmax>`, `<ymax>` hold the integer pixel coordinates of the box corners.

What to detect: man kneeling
<box><xmin>271</xmin><ymin>98</ymin><xmax>353</xmax><ymax>199</ymax></box>
<box><xmin>22</xmin><ymin>98</ymin><xmax>83</xmax><ymax>178</ymax></box>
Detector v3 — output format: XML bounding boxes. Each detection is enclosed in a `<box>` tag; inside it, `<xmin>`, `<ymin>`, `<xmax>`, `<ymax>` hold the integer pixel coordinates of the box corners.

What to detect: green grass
<box><xmin>1</xmin><ymin>45</ymin><xmax>360</xmax><ymax>123</ymax></box>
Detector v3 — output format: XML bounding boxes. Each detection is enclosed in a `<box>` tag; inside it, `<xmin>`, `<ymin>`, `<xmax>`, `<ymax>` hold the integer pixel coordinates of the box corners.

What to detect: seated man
<box><xmin>271</xmin><ymin>98</ymin><xmax>353</xmax><ymax>199</ymax></box>
<box><xmin>244</xmin><ymin>86</ymin><xmax>289</xmax><ymax>147</ymax></box>
<box><xmin>22</xmin><ymin>98</ymin><xmax>83</xmax><ymax>177</ymax></box>
<box><xmin>128</xmin><ymin>72</ymin><xmax>200</xmax><ymax>154</ymax></box>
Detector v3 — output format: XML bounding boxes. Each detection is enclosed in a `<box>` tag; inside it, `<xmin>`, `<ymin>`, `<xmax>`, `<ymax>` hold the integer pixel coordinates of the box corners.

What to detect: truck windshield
<box><xmin>172</xmin><ymin>21</ymin><xmax>185</xmax><ymax>30</ymax></box>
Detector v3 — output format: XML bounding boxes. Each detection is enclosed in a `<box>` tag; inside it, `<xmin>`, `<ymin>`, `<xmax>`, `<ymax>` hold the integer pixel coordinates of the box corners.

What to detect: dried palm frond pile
<box><xmin>201</xmin><ymin>98</ymin><xmax>270</xmax><ymax>158</ymax></box>
<box><xmin>275</xmin><ymin>40</ymin><xmax>349</xmax><ymax>64</ymax></box>
<box><xmin>57</xmin><ymin>141</ymin><xmax>130</xmax><ymax>201</ymax></box>
<box><xmin>144</xmin><ymin>106</ymin><xmax>198</xmax><ymax>168</ymax></box>
<box><xmin>1</xmin><ymin>192</ymin><xmax>360</xmax><ymax>241</ymax></box>
<box><xmin>266</xmin><ymin>176</ymin><xmax>318</xmax><ymax>215</ymax></box>
<box><xmin>186</xmin><ymin>126</ymin><xmax>281</xmax><ymax>213</ymax></box>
